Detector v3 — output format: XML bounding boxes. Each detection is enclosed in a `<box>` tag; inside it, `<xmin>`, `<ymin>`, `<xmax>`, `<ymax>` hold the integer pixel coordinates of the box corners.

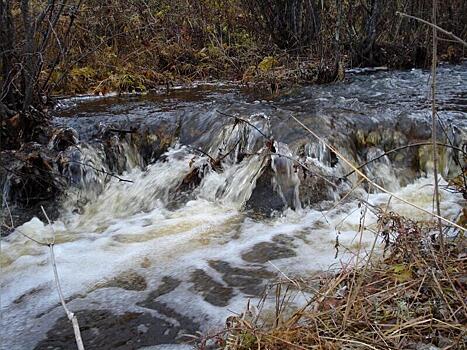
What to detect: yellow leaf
<box><xmin>258</xmin><ymin>56</ymin><xmax>278</xmax><ymax>72</ymax></box>
<box><xmin>393</xmin><ymin>264</ymin><xmax>412</xmax><ymax>283</ymax></box>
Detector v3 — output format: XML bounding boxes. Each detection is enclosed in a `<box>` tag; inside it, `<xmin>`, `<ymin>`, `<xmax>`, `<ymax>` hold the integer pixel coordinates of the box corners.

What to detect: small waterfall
<box><xmin>363</xmin><ymin>147</ymin><xmax>399</xmax><ymax>192</ymax></box>
<box><xmin>303</xmin><ymin>140</ymin><xmax>335</xmax><ymax>167</ymax></box>
<box><xmin>53</xmin><ymin>111</ymin><xmax>312</xmax><ymax>219</ymax></box>
<box><xmin>194</xmin><ymin>113</ymin><xmax>278</xmax><ymax>209</ymax></box>
<box><xmin>207</xmin><ymin>113</ymin><xmax>271</xmax><ymax>164</ymax></box>
<box><xmin>197</xmin><ymin>153</ymin><xmax>267</xmax><ymax>208</ymax></box>
<box><xmin>62</xmin><ymin>145</ymin><xmax>198</xmax><ymax>226</ymax></box>
<box><xmin>60</xmin><ymin>139</ymin><xmax>144</xmax><ymax>213</ymax></box>
<box><xmin>271</xmin><ymin>142</ymin><xmax>301</xmax><ymax>211</ymax></box>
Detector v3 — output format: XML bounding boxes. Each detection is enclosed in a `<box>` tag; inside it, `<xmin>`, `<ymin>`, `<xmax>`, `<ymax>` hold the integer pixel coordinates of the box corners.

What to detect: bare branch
<box><xmin>430</xmin><ymin>0</ymin><xmax>443</xmax><ymax>244</ymax></box>
<box><xmin>396</xmin><ymin>11</ymin><xmax>467</xmax><ymax>48</ymax></box>
<box><xmin>216</xmin><ymin>110</ymin><xmax>270</xmax><ymax>139</ymax></box>
<box><xmin>41</xmin><ymin>206</ymin><xmax>85</xmax><ymax>350</ymax></box>
<box><xmin>290</xmin><ymin>115</ymin><xmax>466</xmax><ymax>232</ymax></box>
<box><xmin>344</xmin><ymin>142</ymin><xmax>466</xmax><ymax>178</ymax></box>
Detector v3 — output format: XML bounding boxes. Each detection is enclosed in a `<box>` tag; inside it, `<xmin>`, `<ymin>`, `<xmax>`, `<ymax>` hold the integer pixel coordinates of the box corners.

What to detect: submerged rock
<box><xmin>137</xmin><ymin>276</ymin><xmax>181</xmax><ymax>309</ymax></box>
<box><xmin>190</xmin><ymin>269</ymin><xmax>234</xmax><ymax>307</ymax></box>
<box><xmin>208</xmin><ymin>260</ymin><xmax>275</xmax><ymax>296</ymax></box>
<box><xmin>34</xmin><ymin>308</ymin><xmax>198</xmax><ymax>350</ymax></box>
<box><xmin>241</xmin><ymin>241</ymin><xmax>297</xmax><ymax>263</ymax></box>
<box><xmin>95</xmin><ymin>270</ymin><xmax>147</xmax><ymax>291</ymax></box>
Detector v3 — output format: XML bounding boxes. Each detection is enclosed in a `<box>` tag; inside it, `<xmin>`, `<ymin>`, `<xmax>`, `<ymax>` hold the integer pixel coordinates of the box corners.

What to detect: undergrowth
<box><xmin>39</xmin><ymin>0</ymin><xmax>466</xmax><ymax>96</ymax></box>
<box><xmin>201</xmin><ymin>204</ymin><xmax>466</xmax><ymax>350</ymax></box>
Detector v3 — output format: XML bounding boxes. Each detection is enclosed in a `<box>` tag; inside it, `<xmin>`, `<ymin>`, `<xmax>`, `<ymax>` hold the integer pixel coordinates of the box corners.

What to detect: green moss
<box><xmin>366</xmin><ymin>130</ymin><xmax>381</xmax><ymax>146</ymax></box>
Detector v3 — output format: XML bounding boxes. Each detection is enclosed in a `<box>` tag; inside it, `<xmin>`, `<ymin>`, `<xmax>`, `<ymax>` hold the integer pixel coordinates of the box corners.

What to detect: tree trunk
<box><xmin>21</xmin><ymin>0</ymin><xmax>36</xmax><ymax>111</ymax></box>
<box><xmin>0</xmin><ymin>0</ymin><xmax>15</xmax><ymax>107</ymax></box>
<box><xmin>360</xmin><ymin>0</ymin><xmax>382</xmax><ymax>65</ymax></box>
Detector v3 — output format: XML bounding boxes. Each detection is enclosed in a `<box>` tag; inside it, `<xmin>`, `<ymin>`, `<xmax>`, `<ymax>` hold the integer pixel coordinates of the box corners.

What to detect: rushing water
<box><xmin>1</xmin><ymin>64</ymin><xmax>466</xmax><ymax>350</ymax></box>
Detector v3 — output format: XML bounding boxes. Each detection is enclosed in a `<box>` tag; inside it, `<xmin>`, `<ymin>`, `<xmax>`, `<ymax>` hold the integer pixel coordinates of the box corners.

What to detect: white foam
<box><xmin>1</xmin><ymin>146</ymin><xmax>464</xmax><ymax>350</ymax></box>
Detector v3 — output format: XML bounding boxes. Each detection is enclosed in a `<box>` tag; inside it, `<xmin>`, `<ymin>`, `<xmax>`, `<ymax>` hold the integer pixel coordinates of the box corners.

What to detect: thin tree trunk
<box><xmin>1</xmin><ymin>0</ymin><xmax>15</xmax><ymax>106</ymax></box>
<box><xmin>21</xmin><ymin>0</ymin><xmax>35</xmax><ymax>111</ymax></box>
<box><xmin>361</xmin><ymin>0</ymin><xmax>381</xmax><ymax>65</ymax></box>
<box><xmin>334</xmin><ymin>0</ymin><xmax>342</xmax><ymax>65</ymax></box>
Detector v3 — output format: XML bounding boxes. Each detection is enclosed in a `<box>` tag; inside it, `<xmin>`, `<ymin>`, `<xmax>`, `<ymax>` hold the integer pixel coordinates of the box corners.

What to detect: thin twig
<box><xmin>290</xmin><ymin>115</ymin><xmax>466</xmax><ymax>232</ymax></box>
<box><xmin>396</xmin><ymin>12</ymin><xmax>467</xmax><ymax>48</ymax></box>
<box><xmin>216</xmin><ymin>110</ymin><xmax>270</xmax><ymax>139</ymax></box>
<box><xmin>2</xmin><ymin>200</ymin><xmax>85</xmax><ymax>348</ymax></box>
<box><xmin>68</xmin><ymin>160</ymin><xmax>133</xmax><ymax>183</ymax></box>
<box><xmin>344</xmin><ymin>142</ymin><xmax>466</xmax><ymax>178</ymax></box>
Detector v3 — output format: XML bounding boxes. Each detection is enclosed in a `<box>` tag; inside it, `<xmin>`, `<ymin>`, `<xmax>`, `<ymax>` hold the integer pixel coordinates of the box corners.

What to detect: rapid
<box><xmin>1</xmin><ymin>64</ymin><xmax>466</xmax><ymax>350</ymax></box>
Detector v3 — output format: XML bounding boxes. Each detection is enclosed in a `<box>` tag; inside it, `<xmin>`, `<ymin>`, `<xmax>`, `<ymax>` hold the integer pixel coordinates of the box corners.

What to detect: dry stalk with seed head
<box><xmin>218</xmin><ymin>209</ymin><xmax>465</xmax><ymax>349</ymax></box>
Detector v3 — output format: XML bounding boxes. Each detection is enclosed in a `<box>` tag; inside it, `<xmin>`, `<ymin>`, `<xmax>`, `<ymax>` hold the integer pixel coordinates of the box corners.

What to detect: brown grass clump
<box><xmin>214</xmin><ymin>212</ymin><xmax>466</xmax><ymax>350</ymax></box>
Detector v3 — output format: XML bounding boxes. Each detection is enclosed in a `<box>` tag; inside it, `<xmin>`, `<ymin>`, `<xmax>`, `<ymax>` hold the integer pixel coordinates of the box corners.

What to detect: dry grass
<box><xmin>212</xmin><ymin>210</ymin><xmax>466</xmax><ymax>350</ymax></box>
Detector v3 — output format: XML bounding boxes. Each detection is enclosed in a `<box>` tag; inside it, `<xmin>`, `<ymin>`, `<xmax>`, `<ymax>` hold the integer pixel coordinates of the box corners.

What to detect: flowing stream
<box><xmin>1</xmin><ymin>64</ymin><xmax>466</xmax><ymax>350</ymax></box>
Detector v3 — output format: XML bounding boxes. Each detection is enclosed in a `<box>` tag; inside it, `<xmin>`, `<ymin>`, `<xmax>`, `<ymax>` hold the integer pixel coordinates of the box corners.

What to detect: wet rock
<box><xmin>135</xmin><ymin>299</ymin><xmax>200</xmax><ymax>344</ymax></box>
<box><xmin>208</xmin><ymin>260</ymin><xmax>275</xmax><ymax>296</ymax></box>
<box><xmin>137</xmin><ymin>276</ymin><xmax>181</xmax><ymax>309</ymax></box>
<box><xmin>396</xmin><ymin>115</ymin><xmax>432</xmax><ymax>140</ymax></box>
<box><xmin>34</xmin><ymin>309</ymin><xmax>197</xmax><ymax>350</ymax></box>
<box><xmin>246</xmin><ymin>161</ymin><xmax>287</xmax><ymax>215</ymax></box>
<box><xmin>48</xmin><ymin>127</ymin><xmax>79</xmax><ymax>152</ymax></box>
<box><xmin>380</xmin><ymin>129</ymin><xmax>407</xmax><ymax>149</ymax></box>
<box><xmin>102</xmin><ymin>134</ymin><xmax>134</xmax><ymax>174</ymax></box>
<box><xmin>134</xmin><ymin>128</ymin><xmax>176</xmax><ymax>164</ymax></box>
<box><xmin>34</xmin><ymin>293</ymin><xmax>88</xmax><ymax>319</ymax></box>
<box><xmin>96</xmin><ymin>118</ymin><xmax>181</xmax><ymax>166</ymax></box>
<box><xmin>13</xmin><ymin>286</ymin><xmax>46</xmax><ymax>304</ymax></box>
<box><xmin>272</xmin><ymin>234</ymin><xmax>296</xmax><ymax>246</ymax></box>
<box><xmin>167</xmin><ymin>163</ymin><xmax>208</xmax><ymax>209</ymax></box>
<box><xmin>366</xmin><ymin>130</ymin><xmax>382</xmax><ymax>146</ymax></box>
<box><xmin>297</xmin><ymin>169</ymin><xmax>333</xmax><ymax>207</ymax></box>
<box><xmin>190</xmin><ymin>269</ymin><xmax>234</xmax><ymax>306</ymax></box>
<box><xmin>96</xmin><ymin>270</ymin><xmax>147</xmax><ymax>291</ymax></box>
<box><xmin>241</xmin><ymin>241</ymin><xmax>296</xmax><ymax>263</ymax></box>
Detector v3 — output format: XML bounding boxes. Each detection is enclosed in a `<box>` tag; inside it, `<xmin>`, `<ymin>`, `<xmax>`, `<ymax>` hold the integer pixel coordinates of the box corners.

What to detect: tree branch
<box><xmin>343</xmin><ymin>142</ymin><xmax>466</xmax><ymax>178</ymax></box>
<box><xmin>291</xmin><ymin>114</ymin><xmax>466</xmax><ymax>232</ymax></box>
<box><xmin>396</xmin><ymin>11</ymin><xmax>467</xmax><ymax>48</ymax></box>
